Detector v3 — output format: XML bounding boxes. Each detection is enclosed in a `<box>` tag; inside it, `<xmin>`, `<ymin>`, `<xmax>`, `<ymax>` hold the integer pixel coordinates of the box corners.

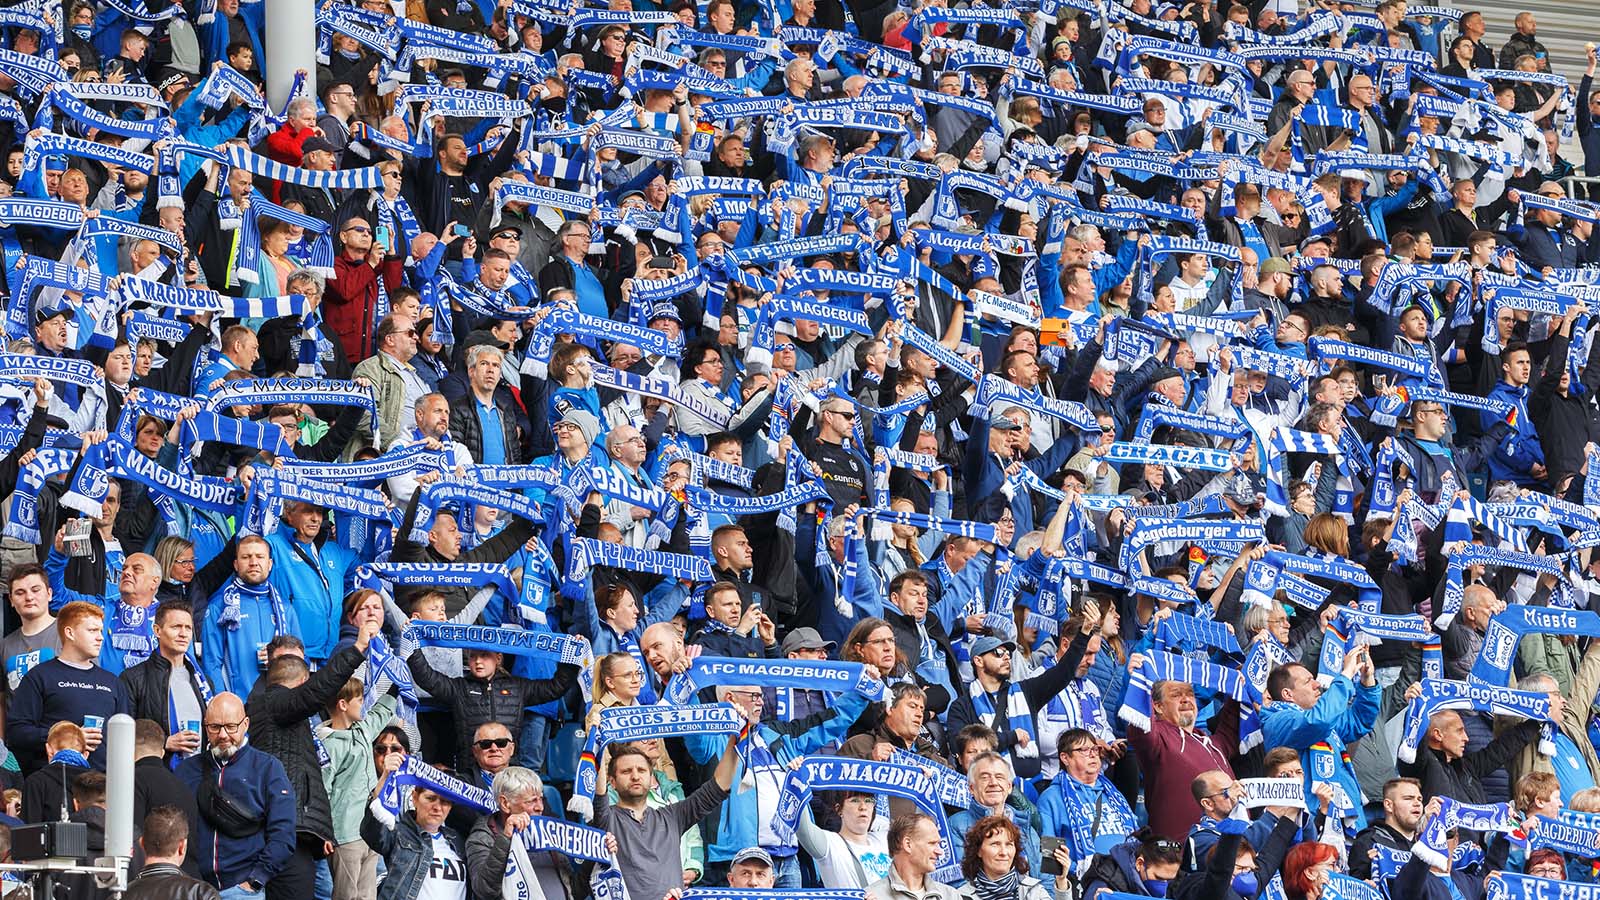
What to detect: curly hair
<box><xmin>959</xmin><ymin>815</ymin><xmax>1027</xmax><ymax>881</ymax></box>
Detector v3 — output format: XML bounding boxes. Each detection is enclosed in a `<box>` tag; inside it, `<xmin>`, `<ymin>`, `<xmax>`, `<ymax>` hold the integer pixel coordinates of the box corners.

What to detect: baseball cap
<box><xmin>780</xmin><ymin>627</ymin><xmax>836</xmax><ymax>655</ymax></box>
<box><xmin>731</xmin><ymin>848</ymin><xmax>774</xmax><ymax>868</ymax></box>
<box><xmin>970</xmin><ymin>635</ymin><xmax>1016</xmax><ymax>658</ymax></box>
<box><xmin>1259</xmin><ymin>257</ymin><xmax>1292</xmax><ymax>276</ymax></box>
<box><xmin>301</xmin><ymin>136</ymin><xmax>338</xmax><ymax>156</ymax></box>
<box><xmin>988</xmin><ymin>410</ymin><xmax>1023</xmax><ymax>431</ymax></box>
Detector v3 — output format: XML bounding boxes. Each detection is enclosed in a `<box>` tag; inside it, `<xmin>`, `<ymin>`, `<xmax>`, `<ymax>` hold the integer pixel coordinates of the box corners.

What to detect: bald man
<box><xmin>178</xmin><ymin>693</ymin><xmax>298</xmax><ymax>897</ymax></box>
<box><xmin>1399</xmin><ymin>701</ymin><xmax>1559</xmax><ymax>806</ymax></box>
<box><xmin>46</xmin><ymin>536</ymin><xmax>164</xmax><ymax>676</ymax></box>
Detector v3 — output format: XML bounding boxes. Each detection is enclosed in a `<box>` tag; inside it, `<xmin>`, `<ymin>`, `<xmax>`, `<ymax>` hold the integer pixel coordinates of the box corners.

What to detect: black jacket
<box><xmin>131</xmin><ymin>756</ymin><xmax>203</xmax><ymax>877</ymax></box>
<box><xmin>120</xmin><ymin>654</ymin><xmax>212</xmax><ymax>759</ymax></box>
<box><xmin>946</xmin><ymin>631</ymin><xmax>1090</xmax><ymax>780</ymax></box>
<box><xmin>393</xmin><ymin>492</ymin><xmax>538</xmax><ymax>618</ymax></box>
<box><xmin>882</xmin><ymin>603</ymin><xmax>959</xmax><ymax>714</ymax></box>
<box><xmin>1397</xmin><ymin>720</ymin><xmax>1542</xmax><ymax>805</ymax></box>
<box><xmin>242</xmin><ymin>644</ymin><xmax>366</xmax><ymax>846</ymax></box>
<box><xmin>406</xmin><ymin>658</ymin><xmax>579</xmax><ymax>771</ymax></box>
<box><xmin>447</xmin><ymin>387</ymin><xmax>525</xmax><ymax>466</ymax></box>
<box><xmin>124</xmin><ymin>863</ymin><xmax>220</xmax><ymax>900</ymax></box>
<box><xmin>1348</xmin><ymin>821</ymin><xmax>1412</xmax><ymax>881</ymax></box>
<box><xmin>1530</xmin><ymin>330</ymin><xmax>1600</xmax><ymax>486</ymax></box>
<box><xmin>22</xmin><ymin>760</ymin><xmax>89</xmax><ymax>824</ymax></box>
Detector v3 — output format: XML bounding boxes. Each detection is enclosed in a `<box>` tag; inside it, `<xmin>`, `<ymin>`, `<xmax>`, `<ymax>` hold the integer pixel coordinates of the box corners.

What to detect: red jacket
<box><xmin>265</xmin><ymin>124</ymin><xmax>315</xmax><ymax>167</ymax></box>
<box><xmin>1127</xmin><ymin>705</ymin><xmax>1240</xmax><ymax>841</ymax></box>
<box><xmin>325</xmin><ymin>252</ymin><xmax>403</xmax><ymax>363</ymax></box>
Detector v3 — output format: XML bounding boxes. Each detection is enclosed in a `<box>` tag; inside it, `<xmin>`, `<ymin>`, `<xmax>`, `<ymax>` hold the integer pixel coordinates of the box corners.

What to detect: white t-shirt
<box><xmin>814</xmin><ymin>830</ymin><xmax>891</xmax><ymax>889</ymax></box>
<box><xmin>416</xmin><ymin>834</ymin><xmax>467</xmax><ymax>900</ymax></box>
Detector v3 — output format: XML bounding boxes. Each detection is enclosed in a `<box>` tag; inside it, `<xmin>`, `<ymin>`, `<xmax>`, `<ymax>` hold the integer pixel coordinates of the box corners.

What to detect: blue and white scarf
<box><xmin>1119</xmin><ymin>650</ymin><xmax>1262</xmax><ymax>751</ymax></box>
<box><xmin>1398</xmin><ymin>679</ymin><xmax>1557</xmax><ymax>765</ymax></box>
<box><xmin>373</xmin><ymin>753</ymin><xmax>495</xmax><ymax>824</ymax></box>
<box><xmin>570</xmin><ymin>703</ymin><xmax>747</xmax><ymax>820</ymax></box>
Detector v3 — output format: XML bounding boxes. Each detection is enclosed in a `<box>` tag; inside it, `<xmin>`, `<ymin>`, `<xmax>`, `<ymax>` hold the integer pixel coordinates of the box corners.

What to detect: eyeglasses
<box><xmin>174</xmin><ymin>557</ymin><xmax>196</xmax><ymax>566</ymax></box>
<box><xmin>1206</xmin><ymin>787</ymin><xmax>1234</xmax><ymax>800</ymax></box>
<box><xmin>474</xmin><ymin>737</ymin><xmax>513</xmax><ymax>750</ymax></box>
<box><xmin>205</xmin><ymin>720</ymin><xmax>245</xmax><ymax>735</ymax></box>
<box><xmin>1065</xmin><ymin>746</ymin><xmax>1100</xmax><ymax>756</ymax></box>
<box><xmin>343</xmin><ymin>225</ymin><xmax>372</xmax><ymax>235</ymax></box>
<box><xmin>376</xmin><ymin>744</ymin><xmax>405</xmax><ymax>755</ymax></box>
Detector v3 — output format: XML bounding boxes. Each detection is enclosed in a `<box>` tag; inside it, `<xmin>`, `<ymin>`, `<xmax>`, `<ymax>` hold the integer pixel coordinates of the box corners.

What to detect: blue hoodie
<box><xmin>264</xmin><ymin>528</ymin><xmax>356</xmax><ymax>662</ymax></box>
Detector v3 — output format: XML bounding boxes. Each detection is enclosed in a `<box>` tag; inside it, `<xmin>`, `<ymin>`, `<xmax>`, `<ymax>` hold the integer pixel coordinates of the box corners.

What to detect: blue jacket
<box><xmin>264</xmin><ymin>529</ymin><xmax>356</xmax><ymax>662</ymax></box>
<box><xmin>1036</xmin><ymin>773</ymin><xmax>1132</xmax><ymax>873</ymax></box>
<box><xmin>963</xmin><ymin>412</ymin><xmax>1081</xmax><ymax>534</ymax></box>
<box><xmin>200</xmin><ymin>580</ymin><xmax>302</xmax><ymax>697</ymax></box>
<box><xmin>1482</xmin><ymin>380</ymin><xmax>1543</xmax><ymax>486</ymax></box>
<box><xmin>686</xmin><ymin>690</ymin><xmax>869</xmax><ymax>862</ymax></box>
<box><xmin>1259</xmin><ymin>674</ymin><xmax>1381</xmax><ymax>830</ymax></box>
<box><xmin>177</xmin><ymin>744</ymin><xmax>297</xmax><ymax>891</ymax></box>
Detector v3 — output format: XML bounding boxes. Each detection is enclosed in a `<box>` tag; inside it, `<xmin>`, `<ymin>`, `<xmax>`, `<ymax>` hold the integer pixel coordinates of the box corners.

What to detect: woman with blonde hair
<box><xmin>585</xmin><ymin>651</ymin><xmax>645</xmax><ymax>730</ymax></box>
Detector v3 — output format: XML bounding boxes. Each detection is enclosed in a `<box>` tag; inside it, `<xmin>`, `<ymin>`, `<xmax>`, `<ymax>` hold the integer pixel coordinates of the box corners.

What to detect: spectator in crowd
<box><xmin>126</xmin><ymin>805</ymin><xmax>221</xmax><ymax>900</ymax></box>
<box><xmin>130</xmin><ymin>719</ymin><xmax>201</xmax><ymax>875</ymax></box>
<box><xmin>10</xmin><ymin>601</ymin><xmax>130</xmax><ymax>772</ymax></box>
<box><xmin>177</xmin><ymin>692</ymin><xmax>297</xmax><ymax>899</ymax></box>
<box><xmin>120</xmin><ymin>601</ymin><xmax>207</xmax><ymax>761</ymax></box>
<box><xmin>362</xmin><ymin>753</ymin><xmax>469</xmax><ymax>900</ymax></box>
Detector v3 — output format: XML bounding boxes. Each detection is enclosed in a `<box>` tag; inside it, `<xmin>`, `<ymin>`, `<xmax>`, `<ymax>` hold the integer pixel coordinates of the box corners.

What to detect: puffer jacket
<box><xmin>406</xmin><ymin>656</ymin><xmax>579</xmax><ymax>770</ymax></box>
<box><xmin>243</xmin><ymin>643</ymin><xmax>365</xmax><ymax>847</ymax></box>
<box><xmin>360</xmin><ymin>804</ymin><xmax>467</xmax><ymax>900</ymax></box>
<box><xmin>447</xmin><ymin>388</ymin><xmax>524</xmax><ymax>466</ymax></box>
<box><xmin>1081</xmin><ymin>840</ymin><xmax>1159</xmax><ymax>897</ymax></box>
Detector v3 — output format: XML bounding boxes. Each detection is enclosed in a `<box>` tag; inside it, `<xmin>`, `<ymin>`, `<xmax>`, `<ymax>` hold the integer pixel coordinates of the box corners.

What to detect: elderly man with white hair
<box><xmin>465</xmin><ymin>767</ymin><xmax>555</xmax><ymax>900</ymax></box>
<box><xmin>947</xmin><ymin>751</ymin><xmax>1044</xmax><ymax>874</ymax></box>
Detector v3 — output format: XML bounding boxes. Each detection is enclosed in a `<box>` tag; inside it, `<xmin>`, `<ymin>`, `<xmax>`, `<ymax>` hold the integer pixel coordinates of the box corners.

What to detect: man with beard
<box><xmin>177</xmin><ymin>692</ymin><xmax>297</xmax><ymax>896</ymax></box>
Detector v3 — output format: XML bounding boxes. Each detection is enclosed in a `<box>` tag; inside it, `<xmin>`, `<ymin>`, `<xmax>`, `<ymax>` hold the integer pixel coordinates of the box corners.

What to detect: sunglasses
<box><xmin>475</xmin><ymin>737</ymin><xmax>513</xmax><ymax>750</ymax></box>
<box><xmin>376</xmin><ymin>744</ymin><xmax>405</xmax><ymax>755</ymax></box>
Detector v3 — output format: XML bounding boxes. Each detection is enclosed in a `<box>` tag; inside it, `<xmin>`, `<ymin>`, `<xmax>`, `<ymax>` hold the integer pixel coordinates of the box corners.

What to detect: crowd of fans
<box><xmin>0</xmin><ymin>1</ymin><xmax>1598</xmax><ymax>900</ymax></box>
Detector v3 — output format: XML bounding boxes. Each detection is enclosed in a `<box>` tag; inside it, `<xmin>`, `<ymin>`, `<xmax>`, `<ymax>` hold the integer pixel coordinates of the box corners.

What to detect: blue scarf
<box><xmin>771</xmin><ymin>757</ymin><xmax>959</xmax><ymax>883</ymax></box>
<box><xmin>1471</xmin><ymin>606</ymin><xmax>1600</xmax><ymax>686</ymax></box>
<box><xmin>1398</xmin><ymin>679</ymin><xmax>1557</xmax><ymax>764</ymax></box>
<box><xmin>106</xmin><ymin>597</ymin><xmax>158</xmax><ymax>672</ymax></box>
<box><xmin>374</xmin><ymin>753</ymin><xmax>495</xmax><ymax>824</ymax></box>
<box><xmin>571</xmin><ymin>703</ymin><xmax>747</xmax><ymax>821</ymax></box>
<box><xmin>1119</xmin><ymin>650</ymin><xmax>1263</xmax><ymax>752</ymax></box>
<box><xmin>214</xmin><ymin>577</ymin><xmax>290</xmax><ymax>635</ymax></box>
<box><xmin>970</xmin><ymin>679</ymin><xmax>1039</xmax><ymax>761</ymax></box>
<box><xmin>4</xmin><ymin>447</ymin><xmax>76</xmax><ymax>543</ymax></box>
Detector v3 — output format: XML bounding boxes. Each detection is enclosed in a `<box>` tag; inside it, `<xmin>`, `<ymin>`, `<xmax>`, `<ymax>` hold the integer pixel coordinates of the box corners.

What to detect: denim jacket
<box><xmin>361</xmin><ymin>803</ymin><xmax>467</xmax><ymax>900</ymax></box>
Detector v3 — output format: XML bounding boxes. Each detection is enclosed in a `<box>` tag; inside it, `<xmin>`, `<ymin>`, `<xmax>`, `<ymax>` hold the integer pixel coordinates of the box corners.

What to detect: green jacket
<box><xmin>319</xmin><ymin>694</ymin><xmax>399</xmax><ymax>845</ymax></box>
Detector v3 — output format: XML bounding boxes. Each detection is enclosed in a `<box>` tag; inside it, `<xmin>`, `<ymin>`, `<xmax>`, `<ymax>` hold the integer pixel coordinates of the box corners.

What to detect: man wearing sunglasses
<box><xmin>795</xmin><ymin>396</ymin><xmax>871</xmax><ymax>509</ymax></box>
<box><xmin>327</xmin><ymin>217</ymin><xmax>403</xmax><ymax>363</ymax></box>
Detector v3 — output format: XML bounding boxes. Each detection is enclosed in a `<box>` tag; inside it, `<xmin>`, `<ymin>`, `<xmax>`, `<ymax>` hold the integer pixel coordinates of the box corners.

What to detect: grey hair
<box><xmin>287</xmin><ymin>97</ymin><xmax>317</xmax><ymax>119</ymax></box>
<box><xmin>1240</xmin><ymin>605</ymin><xmax>1270</xmax><ymax>635</ymax></box>
<box><xmin>1067</xmin><ymin>224</ymin><xmax>1100</xmax><ymax>244</ymax></box>
<box><xmin>286</xmin><ymin>269</ymin><xmax>325</xmax><ymax>293</ymax></box>
<box><xmin>465</xmin><ymin>344</ymin><xmax>504</xmax><ymax>369</ymax></box>
<box><xmin>492</xmin><ymin>766</ymin><xmax>543</xmax><ymax>802</ymax></box>
<box><xmin>1519</xmin><ymin>673</ymin><xmax>1558</xmax><ymax>693</ymax></box>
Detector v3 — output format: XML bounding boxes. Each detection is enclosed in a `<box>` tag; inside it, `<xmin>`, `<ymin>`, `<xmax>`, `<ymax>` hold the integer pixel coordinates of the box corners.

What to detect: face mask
<box><xmin>1141</xmin><ymin>879</ymin><xmax>1168</xmax><ymax>897</ymax></box>
<box><xmin>1232</xmin><ymin>873</ymin><xmax>1258</xmax><ymax>896</ymax></box>
<box><xmin>72</xmin><ymin>24</ymin><xmax>92</xmax><ymax>40</ymax></box>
